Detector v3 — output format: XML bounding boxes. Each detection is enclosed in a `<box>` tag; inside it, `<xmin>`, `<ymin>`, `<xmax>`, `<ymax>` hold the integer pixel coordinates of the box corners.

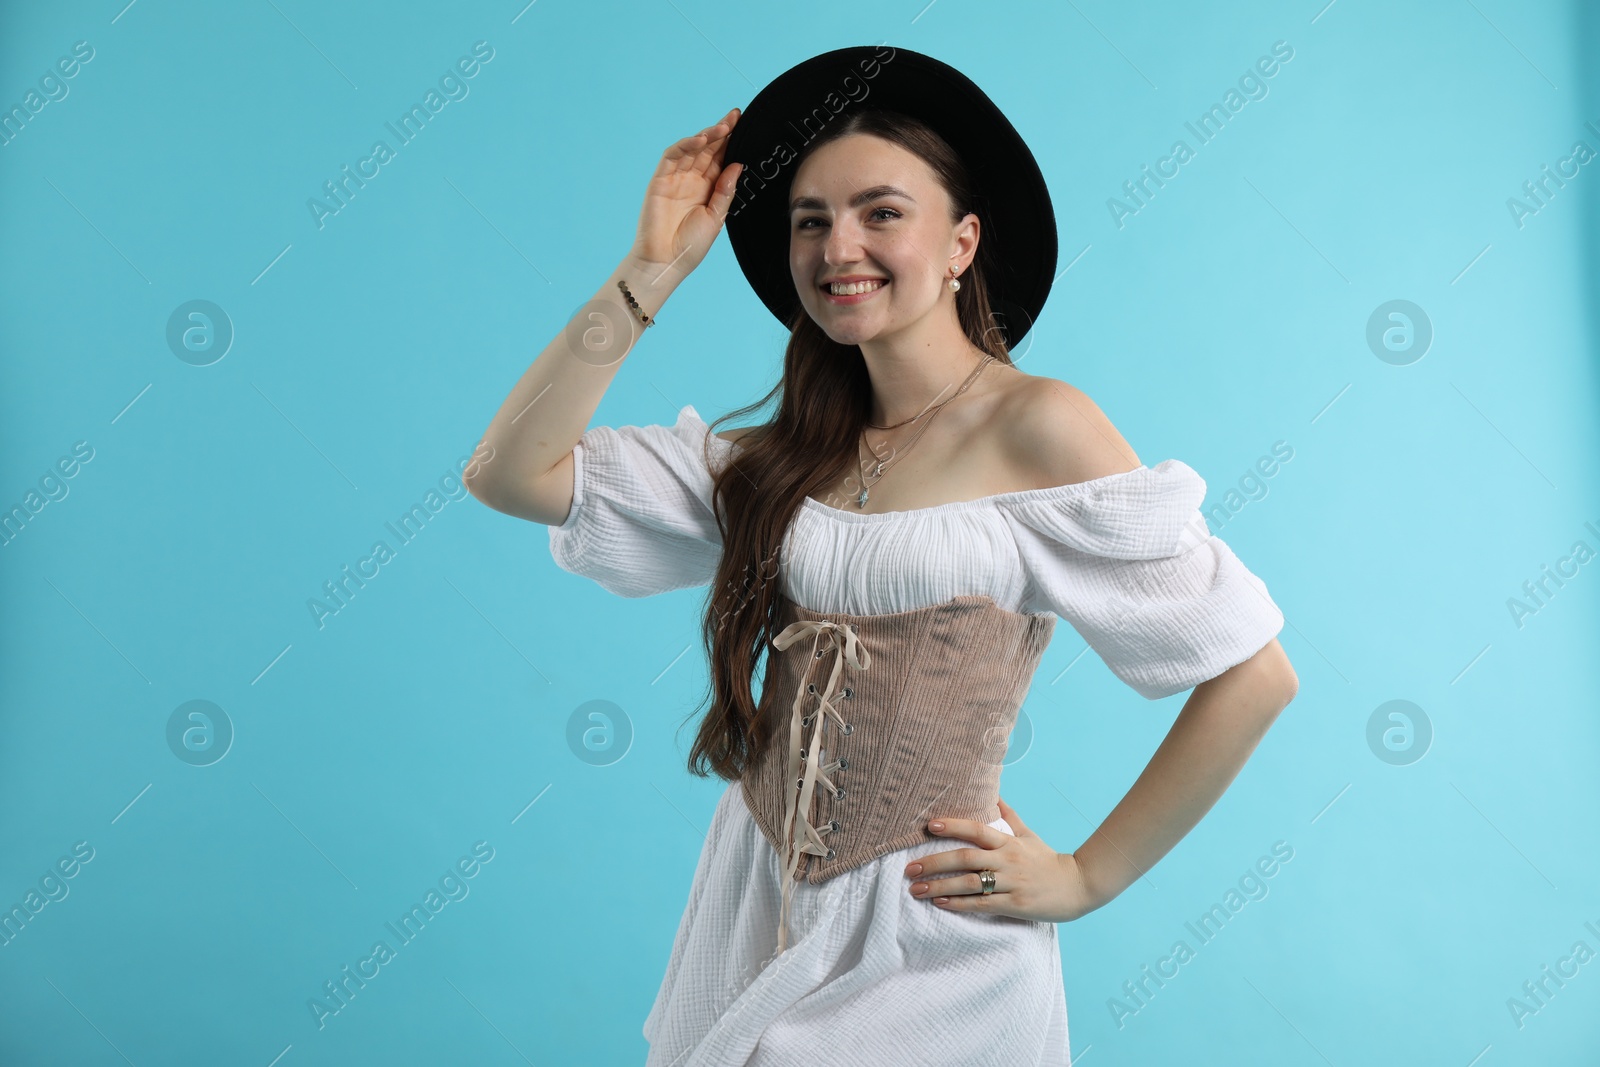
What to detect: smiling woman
<box><xmin>465</xmin><ymin>42</ymin><xmax>1295</xmax><ymax>1067</ymax></box>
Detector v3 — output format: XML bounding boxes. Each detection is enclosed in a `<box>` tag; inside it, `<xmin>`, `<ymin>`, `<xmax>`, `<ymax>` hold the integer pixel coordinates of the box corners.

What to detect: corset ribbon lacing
<box><xmin>768</xmin><ymin>617</ymin><xmax>871</xmax><ymax>954</ymax></box>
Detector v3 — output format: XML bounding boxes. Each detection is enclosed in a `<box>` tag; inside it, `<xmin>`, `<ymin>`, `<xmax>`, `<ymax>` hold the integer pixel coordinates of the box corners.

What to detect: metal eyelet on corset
<box><xmin>840</xmin><ymin>723</ymin><xmax>854</xmax><ymax>735</ymax></box>
<box><xmin>828</xmin><ymin>819</ymin><xmax>842</xmax><ymax>833</ymax></box>
<box><xmin>836</xmin><ymin>757</ymin><xmax>848</xmax><ymax>771</ymax></box>
<box><xmin>814</xmin><ymin>648</ymin><xmax>825</xmax><ymax>659</ymax></box>
<box><xmin>824</xmin><ymin>848</ymin><xmax>836</xmax><ymax>860</ymax></box>
<box><xmin>841</xmin><ymin>686</ymin><xmax>853</xmax><ymax>700</ymax></box>
<box><xmin>802</xmin><ymin>713</ymin><xmax>813</xmax><ymax>727</ymax></box>
<box><xmin>833</xmin><ymin>788</ymin><xmax>847</xmax><ymax>799</ymax></box>
<box><xmin>807</xmin><ymin>682</ymin><xmax>816</xmax><ymax>694</ymax></box>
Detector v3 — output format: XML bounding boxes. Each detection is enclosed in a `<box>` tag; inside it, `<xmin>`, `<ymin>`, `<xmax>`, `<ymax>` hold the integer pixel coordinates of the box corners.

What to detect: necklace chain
<box><xmin>854</xmin><ymin>354</ymin><xmax>996</xmax><ymax>509</ymax></box>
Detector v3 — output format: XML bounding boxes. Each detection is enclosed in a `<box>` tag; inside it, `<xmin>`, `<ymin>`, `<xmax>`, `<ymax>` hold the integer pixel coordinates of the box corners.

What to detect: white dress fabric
<box><xmin>548</xmin><ymin>404</ymin><xmax>1285</xmax><ymax>1066</ymax></box>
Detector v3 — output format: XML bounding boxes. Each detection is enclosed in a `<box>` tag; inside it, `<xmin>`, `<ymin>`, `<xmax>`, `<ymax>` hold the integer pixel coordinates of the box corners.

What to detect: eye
<box><xmin>797</xmin><ymin>207</ymin><xmax>902</xmax><ymax>230</ymax></box>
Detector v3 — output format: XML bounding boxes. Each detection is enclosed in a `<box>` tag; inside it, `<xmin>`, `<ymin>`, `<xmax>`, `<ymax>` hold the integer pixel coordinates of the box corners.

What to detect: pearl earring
<box><xmin>948</xmin><ymin>269</ymin><xmax>961</xmax><ymax>293</ymax></box>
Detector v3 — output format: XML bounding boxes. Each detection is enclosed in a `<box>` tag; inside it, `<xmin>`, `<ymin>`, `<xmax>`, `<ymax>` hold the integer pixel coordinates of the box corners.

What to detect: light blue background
<box><xmin>2</xmin><ymin>1</ymin><xmax>1597</xmax><ymax>1063</ymax></box>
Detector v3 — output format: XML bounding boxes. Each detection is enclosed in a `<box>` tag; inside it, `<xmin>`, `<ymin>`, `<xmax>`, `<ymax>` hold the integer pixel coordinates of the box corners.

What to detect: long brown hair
<box><xmin>681</xmin><ymin>107</ymin><xmax>1020</xmax><ymax>781</ymax></box>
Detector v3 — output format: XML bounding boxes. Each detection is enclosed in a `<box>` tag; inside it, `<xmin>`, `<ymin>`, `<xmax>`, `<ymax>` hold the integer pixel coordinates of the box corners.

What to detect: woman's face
<box><xmin>788</xmin><ymin>133</ymin><xmax>973</xmax><ymax>347</ymax></box>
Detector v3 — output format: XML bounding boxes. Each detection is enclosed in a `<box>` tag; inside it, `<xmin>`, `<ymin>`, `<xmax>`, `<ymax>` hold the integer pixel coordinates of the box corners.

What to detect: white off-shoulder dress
<box><xmin>548</xmin><ymin>405</ymin><xmax>1285</xmax><ymax>1067</ymax></box>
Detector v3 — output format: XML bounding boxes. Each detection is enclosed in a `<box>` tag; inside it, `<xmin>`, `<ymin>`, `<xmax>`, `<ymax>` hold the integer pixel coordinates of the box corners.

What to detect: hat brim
<box><xmin>723</xmin><ymin>44</ymin><xmax>1057</xmax><ymax>349</ymax></box>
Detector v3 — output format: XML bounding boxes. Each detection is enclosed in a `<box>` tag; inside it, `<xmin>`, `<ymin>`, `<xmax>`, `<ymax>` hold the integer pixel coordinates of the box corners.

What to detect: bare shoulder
<box><xmin>998</xmin><ymin>375</ymin><xmax>1142</xmax><ymax>487</ymax></box>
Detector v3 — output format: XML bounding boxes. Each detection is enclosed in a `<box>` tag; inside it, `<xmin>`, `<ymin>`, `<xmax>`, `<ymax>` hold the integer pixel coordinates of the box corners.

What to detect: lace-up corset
<box><xmin>739</xmin><ymin>593</ymin><xmax>1057</xmax><ymax>954</ymax></box>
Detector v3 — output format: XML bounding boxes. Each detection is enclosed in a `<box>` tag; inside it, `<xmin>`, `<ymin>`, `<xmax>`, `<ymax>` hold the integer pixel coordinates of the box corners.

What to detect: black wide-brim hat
<box><xmin>723</xmin><ymin>44</ymin><xmax>1057</xmax><ymax>349</ymax></box>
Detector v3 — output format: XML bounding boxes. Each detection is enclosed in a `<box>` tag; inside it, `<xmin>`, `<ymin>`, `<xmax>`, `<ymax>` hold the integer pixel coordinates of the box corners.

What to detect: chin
<box><xmin>821</xmin><ymin>324</ymin><xmax>880</xmax><ymax>346</ymax></box>
<box><xmin>805</xmin><ymin>307</ymin><xmax>885</xmax><ymax>346</ymax></box>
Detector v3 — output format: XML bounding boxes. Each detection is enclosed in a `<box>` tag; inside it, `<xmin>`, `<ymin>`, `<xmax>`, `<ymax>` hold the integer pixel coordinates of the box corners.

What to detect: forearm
<box><xmin>465</xmin><ymin>252</ymin><xmax>686</xmax><ymax>501</ymax></box>
<box><xmin>1072</xmin><ymin>641</ymin><xmax>1297</xmax><ymax>911</ymax></box>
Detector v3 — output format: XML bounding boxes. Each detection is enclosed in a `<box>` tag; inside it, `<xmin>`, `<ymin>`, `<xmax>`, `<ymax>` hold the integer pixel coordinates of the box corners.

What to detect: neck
<box><xmin>856</xmin><ymin>310</ymin><xmax>994</xmax><ymax>427</ymax></box>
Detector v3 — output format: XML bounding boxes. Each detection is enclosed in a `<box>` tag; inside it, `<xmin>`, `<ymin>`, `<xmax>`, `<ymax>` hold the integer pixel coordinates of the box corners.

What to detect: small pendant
<box><xmin>856</xmin><ymin>487</ymin><xmax>869</xmax><ymax>508</ymax></box>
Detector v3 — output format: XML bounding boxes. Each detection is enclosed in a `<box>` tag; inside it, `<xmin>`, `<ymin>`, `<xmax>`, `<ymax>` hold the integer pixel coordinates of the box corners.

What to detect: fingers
<box><xmin>673</xmin><ymin>110</ymin><xmax>740</xmax><ymax>151</ymax></box>
<box><xmin>904</xmin><ymin>842</ymin><xmax>997</xmax><ymax>880</ymax></box>
<box><xmin>696</xmin><ymin>109</ymin><xmax>740</xmax><ymax>149</ymax></box>
<box><xmin>927</xmin><ymin>879</ymin><xmax>1006</xmax><ymax>909</ymax></box>
<box><xmin>706</xmin><ymin>162</ymin><xmax>742</xmax><ymax>223</ymax></box>
<box><xmin>903</xmin><ymin>817</ymin><xmax>1007</xmax><ymax>880</ymax></box>
<box><xmin>662</xmin><ymin>114</ymin><xmax>740</xmax><ymax>173</ymax></box>
<box><xmin>909</xmin><ymin>869</ymin><xmax>985</xmax><ymax>901</ymax></box>
<box><xmin>928</xmin><ymin>818</ymin><xmax>1004</xmax><ymax>849</ymax></box>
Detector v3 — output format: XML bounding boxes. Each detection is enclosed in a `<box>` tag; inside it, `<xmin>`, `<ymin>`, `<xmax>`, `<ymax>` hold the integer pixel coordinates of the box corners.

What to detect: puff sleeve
<box><xmin>1002</xmin><ymin>459</ymin><xmax>1285</xmax><ymax>699</ymax></box>
<box><xmin>547</xmin><ymin>404</ymin><xmax>736</xmax><ymax>598</ymax></box>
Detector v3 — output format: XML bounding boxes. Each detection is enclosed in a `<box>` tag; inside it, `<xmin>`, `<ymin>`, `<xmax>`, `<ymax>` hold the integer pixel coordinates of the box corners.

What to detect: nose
<box><xmin>823</xmin><ymin>216</ymin><xmax>867</xmax><ymax>268</ymax></box>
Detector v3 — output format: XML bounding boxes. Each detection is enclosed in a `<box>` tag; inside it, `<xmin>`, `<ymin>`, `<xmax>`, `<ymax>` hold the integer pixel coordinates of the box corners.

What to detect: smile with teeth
<box><xmin>824</xmin><ymin>279</ymin><xmax>887</xmax><ymax>296</ymax></box>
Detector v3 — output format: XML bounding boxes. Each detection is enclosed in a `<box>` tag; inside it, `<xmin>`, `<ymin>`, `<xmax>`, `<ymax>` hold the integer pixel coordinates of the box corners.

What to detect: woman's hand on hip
<box><xmin>903</xmin><ymin>796</ymin><xmax>1103</xmax><ymax>924</ymax></box>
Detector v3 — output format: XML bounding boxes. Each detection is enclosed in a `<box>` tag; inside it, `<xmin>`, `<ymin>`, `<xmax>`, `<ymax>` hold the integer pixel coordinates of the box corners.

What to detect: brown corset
<box><xmin>739</xmin><ymin>592</ymin><xmax>1057</xmax><ymax>954</ymax></box>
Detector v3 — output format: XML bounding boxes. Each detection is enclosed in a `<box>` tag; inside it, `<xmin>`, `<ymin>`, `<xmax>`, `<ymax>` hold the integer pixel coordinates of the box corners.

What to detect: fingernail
<box><xmin>905</xmin><ymin>863</ymin><xmax>922</xmax><ymax>876</ymax></box>
<box><xmin>929</xmin><ymin>821</ymin><xmax>944</xmax><ymax>832</ymax></box>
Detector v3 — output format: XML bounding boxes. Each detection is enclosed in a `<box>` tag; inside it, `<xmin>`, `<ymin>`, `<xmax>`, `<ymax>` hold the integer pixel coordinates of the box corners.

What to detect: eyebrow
<box><xmin>789</xmin><ymin>185</ymin><xmax>916</xmax><ymax>213</ymax></box>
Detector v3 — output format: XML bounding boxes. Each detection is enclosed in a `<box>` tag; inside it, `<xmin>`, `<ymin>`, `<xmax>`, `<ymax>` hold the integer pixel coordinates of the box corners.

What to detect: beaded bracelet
<box><xmin>617</xmin><ymin>279</ymin><xmax>656</xmax><ymax>328</ymax></box>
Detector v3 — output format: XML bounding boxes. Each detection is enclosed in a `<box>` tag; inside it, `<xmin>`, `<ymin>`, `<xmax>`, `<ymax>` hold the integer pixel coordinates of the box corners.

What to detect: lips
<box><xmin>822</xmin><ymin>279</ymin><xmax>888</xmax><ymax>304</ymax></box>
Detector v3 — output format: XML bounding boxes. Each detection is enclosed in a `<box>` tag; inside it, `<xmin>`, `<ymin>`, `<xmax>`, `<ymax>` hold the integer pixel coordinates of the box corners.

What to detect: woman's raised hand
<box><xmin>628</xmin><ymin>108</ymin><xmax>744</xmax><ymax>276</ymax></box>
